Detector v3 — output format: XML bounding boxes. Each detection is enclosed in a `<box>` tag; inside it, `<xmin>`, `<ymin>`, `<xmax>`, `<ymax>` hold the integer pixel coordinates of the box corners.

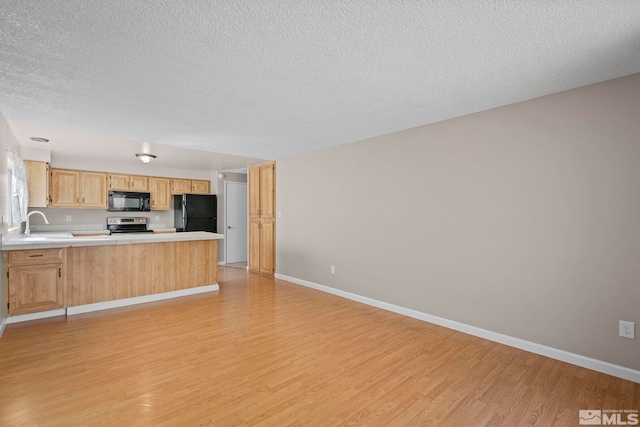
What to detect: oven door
<box><xmin>108</xmin><ymin>191</ymin><xmax>151</xmax><ymax>212</ymax></box>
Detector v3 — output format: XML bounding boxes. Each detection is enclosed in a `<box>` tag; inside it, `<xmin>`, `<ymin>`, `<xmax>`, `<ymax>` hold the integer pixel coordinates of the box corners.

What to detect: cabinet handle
<box><xmin>58</xmin><ymin>268</ymin><xmax>61</xmax><ymax>278</ymax></box>
<box><xmin>29</xmin><ymin>254</ymin><xmax>44</xmax><ymax>258</ymax></box>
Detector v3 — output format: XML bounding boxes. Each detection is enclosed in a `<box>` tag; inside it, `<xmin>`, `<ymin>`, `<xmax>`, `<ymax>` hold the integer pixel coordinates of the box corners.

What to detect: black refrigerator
<box><xmin>173</xmin><ymin>194</ymin><xmax>217</xmax><ymax>232</ymax></box>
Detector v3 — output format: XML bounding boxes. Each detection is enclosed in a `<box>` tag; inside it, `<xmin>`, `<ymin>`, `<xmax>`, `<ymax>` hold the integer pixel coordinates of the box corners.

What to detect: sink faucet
<box><xmin>25</xmin><ymin>210</ymin><xmax>50</xmax><ymax>237</ymax></box>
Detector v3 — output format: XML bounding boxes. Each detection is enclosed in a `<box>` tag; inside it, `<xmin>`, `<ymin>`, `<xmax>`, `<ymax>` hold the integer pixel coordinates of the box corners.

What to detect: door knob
<box><xmin>227</xmin><ymin>226</ymin><xmax>231</xmax><ymax>229</ymax></box>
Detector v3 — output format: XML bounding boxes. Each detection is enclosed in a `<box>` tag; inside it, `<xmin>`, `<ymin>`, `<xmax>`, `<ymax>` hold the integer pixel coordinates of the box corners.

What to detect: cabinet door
<box><xmin>260</xmin><ymin>219</ymin><xmax>275</xmax><ymax>274</ymax></box>
<box><xmin>191</xmin><ymin>180</ymin><xmax>210</xmax><ymax>194</ymax></box>
<box><xmin>108</xmin><ymin>174</ymin><xmax>130</xmax><ymax>190</ymax></box>
<box><xmin>130</xmin><ymin>175</ymin><xmax>148</xmax><ymax>191</ymax></box>
<box><xmin>171</xmin><ymin>179</ymin><xmax>191</xmax><ymax>194</ymax></box>
<box><xmin>8</xmin><ymin>264</ymin><xmax>65</xmax><ymax>315</ymax></box>
<box><xmin>248</xmin><ymin>166</ymin><xmax>260</xmax><ymax>219</ymax></box>
<box><xmin>248</xmin><ymin>220</ymin><xmax>261</xmax><ymax>272</ymax></box>
<box><xmin>25</xmin><ymin>160</ymin><xmax>49</xmax><ymax>207</ymax></box>
<box><xmin>50</xmin><ymin>169</ymin><xmax>80</xmax><ymax>207</ymax></box>
<box><xmin>259</xmin><ymin>163</ymin><xmax>275</xmax><ymax>220</ymax></box>
<box><xmin>149</xmin><ymin>177</ymin><xmax>171</xmax><ymax>210</ymax></box>
<box><xmin>81</xmin><ymin>172</ymin><xmax>108</xmax><ymax>208</ymax></box>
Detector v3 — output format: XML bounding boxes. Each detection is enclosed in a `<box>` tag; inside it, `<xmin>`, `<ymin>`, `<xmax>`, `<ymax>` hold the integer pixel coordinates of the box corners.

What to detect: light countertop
<box><xmin>1</xmin><ymin>231</ymin><xmax>224</xmax><ymax>251</ymax></box>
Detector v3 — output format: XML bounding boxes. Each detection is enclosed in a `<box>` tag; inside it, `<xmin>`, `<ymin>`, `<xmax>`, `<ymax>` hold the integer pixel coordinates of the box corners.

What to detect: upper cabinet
<box><xmin>148</xmin><ymin>177</ymin><xmax>171</xmax><ymax>210</ymax></box>
<box><xmin>171</xmin><ymin>179</ymin><xmax>210</xmax><ymax>195</ymax></box>
<box><xmin>249</xmin><ymin>163</ymin><xmax>275</xmax><ymax>220</ymax></box>
<box><xmin>171</xmin><ymin>179</ymin><xmax>191</xmax><ymax>194</ymax></box>
<box><xmin>191</xmin><ymin>180</ymin><xmax>210</xmax><ymax>194</ymax></box>
<box><xmin>50</xmin><ymin>169</ymin><xmax>80</xmax><ymax>207</ymax></box>
<box><xmin>25</xmin><ymin>165</ymin><xmax>208</xmax><ymax>211</ymax></box>
<box><xmin>109</xmin><ymin>174</ymin><xmax>148</xmax><ymax>191</ymax></box>
<box><xmin>81</xmin><ymin>171</ymin><xmax>108</xmax><ymax>208</ymax></box>
<box><xmin>24</xmin><ymin>160</ymin><xmax>50</xmax><ymax>208</ymax></box>
<box><xmin>50</xmin><ymin>169</ymin><xmax>107</xmax><ymax>209</ymax></box>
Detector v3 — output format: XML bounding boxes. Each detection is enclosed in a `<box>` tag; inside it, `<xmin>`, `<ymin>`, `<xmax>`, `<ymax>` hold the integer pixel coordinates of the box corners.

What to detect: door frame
<box><xmin>224</xmin><ymin>180</ymin><xmax>248</xmax><ymax>265</ymax></box>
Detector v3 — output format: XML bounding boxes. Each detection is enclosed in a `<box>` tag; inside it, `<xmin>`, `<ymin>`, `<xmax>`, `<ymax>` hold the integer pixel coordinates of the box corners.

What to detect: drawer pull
<box><xmin>29</xmin><ymin>254</ymin><xmax>44</xmax><ymax>258</ymax></box>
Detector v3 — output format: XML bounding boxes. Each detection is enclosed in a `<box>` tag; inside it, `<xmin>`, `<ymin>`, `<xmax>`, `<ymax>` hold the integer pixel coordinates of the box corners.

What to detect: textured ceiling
<box><xmin>1</xmin><ymin>0</ymin><xmax>640</xmax><ymax>161</ymax></box>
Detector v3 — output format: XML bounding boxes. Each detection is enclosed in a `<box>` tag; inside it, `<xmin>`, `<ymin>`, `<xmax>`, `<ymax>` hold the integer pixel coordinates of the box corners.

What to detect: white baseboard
<box><xmin>6</xmin><ymin>309</ymin><xmax>67</xmax><ymax>324</ymax></box>
<box><xmin>67</xmin><ymin>284</ymin><xmax>219</xmax><ymax>316</ymax></box>
<box><xmin>275</xmin><ymin>273</ymin><xmax>640</xmax><ymax>384</ymax></box>
<box><xmin>218</xmin><ymin>261</ymin><xmax>225</xmax><ymax>265</ymax></box>
<box><xmin>4</xmin><ymin>285</ymin><xmax>220</xmax><ymax>324</ymax></box>
<box><xmin>0</xmin><ymin>317</ymin><xmax>7</xmax><ymax>337</ymax></box>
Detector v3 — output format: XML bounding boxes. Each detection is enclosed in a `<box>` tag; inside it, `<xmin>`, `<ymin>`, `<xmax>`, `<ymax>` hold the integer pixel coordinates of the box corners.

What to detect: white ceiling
<box><xmin>1</xmin><ymin>0</ymin><xmax>639</xmax><ymax>164</ymax></box>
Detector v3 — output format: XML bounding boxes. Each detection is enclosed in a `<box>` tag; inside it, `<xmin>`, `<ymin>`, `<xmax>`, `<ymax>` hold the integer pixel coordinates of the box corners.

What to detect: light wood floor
<box><xmin>1</xmin><ymin>267</ymin><xmax>638</xmax><ymax>426</ymax></box>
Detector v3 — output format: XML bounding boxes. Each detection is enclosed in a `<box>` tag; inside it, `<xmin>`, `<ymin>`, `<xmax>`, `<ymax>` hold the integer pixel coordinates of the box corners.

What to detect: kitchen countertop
<box><xmin>1</xmin><ymin>231</ymin><xmax>224</xmax><ymax>251</ymax></box>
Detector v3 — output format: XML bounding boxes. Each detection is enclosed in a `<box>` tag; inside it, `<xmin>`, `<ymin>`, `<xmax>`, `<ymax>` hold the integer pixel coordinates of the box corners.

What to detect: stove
<box><xmin>106</xmin><ymin>217</ymin><xmax>153</xmax><ymax>234</ymax></box>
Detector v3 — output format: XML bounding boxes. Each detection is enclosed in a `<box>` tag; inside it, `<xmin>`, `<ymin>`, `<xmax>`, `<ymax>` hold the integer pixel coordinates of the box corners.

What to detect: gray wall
<box><xmin>276</xmin><ymin>73</ymin><xmax>640</xmax><ymax>371</ymax></box>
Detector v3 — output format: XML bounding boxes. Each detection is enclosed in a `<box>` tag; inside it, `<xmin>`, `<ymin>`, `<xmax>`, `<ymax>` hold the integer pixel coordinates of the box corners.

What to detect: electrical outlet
<box><xmin>619</xmin><ymin>320</ymin><xmax>635</xmax><ymax>339</ymax></box>
<box><xmin>330</xmin><ymin>265</ymin><xmax>335</xmax><ymax>274</ymax></box>
<box><xmin>155</xmin><ymin>215</ymin><xmax>160</xmax><ymax>221</ymax></box>
<box><xmin>66</xmin><ymin>215</ymin><xmax>72</xmax><ymax>222</ymax></box>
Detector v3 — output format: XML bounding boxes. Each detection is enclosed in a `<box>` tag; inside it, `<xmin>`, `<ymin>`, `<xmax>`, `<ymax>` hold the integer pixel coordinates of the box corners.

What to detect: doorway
<box><xmin>224</xmin><ymin>181</ymin><xmax>248</xmax><ymax>266</ymax></box>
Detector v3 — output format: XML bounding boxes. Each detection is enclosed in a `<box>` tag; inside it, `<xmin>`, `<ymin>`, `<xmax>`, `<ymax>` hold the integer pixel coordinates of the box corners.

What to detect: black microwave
<box><xmin>108</xmin><ymin>191</ymin><xmax>151</xmax><ymax>212</ymax></box>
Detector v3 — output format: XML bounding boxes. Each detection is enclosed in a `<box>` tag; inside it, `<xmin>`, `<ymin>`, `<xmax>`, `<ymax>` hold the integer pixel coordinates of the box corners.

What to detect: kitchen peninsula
<box><xmin>2</xmin><ymin>231</ymin><xmax>223</xmax><ymax>322</ymax></box>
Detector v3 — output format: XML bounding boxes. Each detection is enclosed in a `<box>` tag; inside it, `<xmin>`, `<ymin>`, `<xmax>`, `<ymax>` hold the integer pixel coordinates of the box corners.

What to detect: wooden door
<box><xmin>50</xmin><ymin>169</ymin><xmax>80</xmax><ymax>207</ymax></box>
<box><xmin>149</xmin><ymin>177</ymin><xmax>171</xmax><ymax>210</ymax></box>
<box><xmin>248</xmin><ymin>220</ymin><xmax>261</xmax><ymax>272</ymax></box>
<box><xmin>259</xmin><ymin>163</ymin><xmax>275</xmax><ymax>220</ymax></box>
<box><xmin>260</xmin><ymin>220</ymin><xmax>275</xmax><ymax>274</ymax></box>
<box><xmin>248</xmin><ymin>166</ymin><xmax>260</xmax><ymax>219</ymax></box>
<box><xmin>25</xmin><ymin>160</ymin><xmax>49</xmax><ymax>207</ymax></box>
<box><xmin>8</xmin><ymin>264</ymin><xmax>65</xmax><ymax>315</ymax></box>
<box><xmin>81</xmin><ymin>172</ymin><xmax>108</xmax><ymax>208</ymax></box>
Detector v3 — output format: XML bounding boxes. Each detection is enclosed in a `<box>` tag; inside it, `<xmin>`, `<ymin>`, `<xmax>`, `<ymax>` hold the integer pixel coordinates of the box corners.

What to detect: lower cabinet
<box><xmin>248</xmin><ymin>219</ymin><xmax>275</xmax><ymax>274</ymax></box>
<box><xmin>3</xmin><ymin>241</ymin><xmax>218</xmax><ymax>316</ymax></box>
<box><xmin>66</xmin><ymin>241</ymin><xmax>218</xmax><ymax>306</ymax></box>
<box><xmin>5</xmin><ymin>249</ymin><xmax>66</xmax><ymax>316</ymax></box>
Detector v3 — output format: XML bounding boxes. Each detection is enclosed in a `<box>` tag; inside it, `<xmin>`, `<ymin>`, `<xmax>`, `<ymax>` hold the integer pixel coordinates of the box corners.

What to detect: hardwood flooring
<box><xmin>0</xmin><ymin>267</ymin><xmax>638</xmax><ymax>426</ymax></box>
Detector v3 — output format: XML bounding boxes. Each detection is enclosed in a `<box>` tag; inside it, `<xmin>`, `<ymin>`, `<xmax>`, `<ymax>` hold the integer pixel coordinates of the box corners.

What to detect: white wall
<box><xmin>0</xmin><ymin>112</ymin><xmax>21</xmax><ymax>333</ymax></box>
<box><xmin>276</xmin><ymin>74</ymin><xmax>640</xmax><ymax>372</ymax></box>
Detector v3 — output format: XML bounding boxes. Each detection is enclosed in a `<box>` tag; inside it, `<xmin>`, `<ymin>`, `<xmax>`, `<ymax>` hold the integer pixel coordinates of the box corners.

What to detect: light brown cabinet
<box><xmin>5</xmin><ymin>248</ymin><xmax>66</xmax><ymax>315</ymax></box>
<box><xmin>191</xmin><ymin>180</ymin><xmax>210</xmax><ymax>194</ymax></box>
<box><xmin>248</xmin><ymin>162</ymin><xmax>275</xmax><ymax>274</ymax></box>
<box><xmin>81</xmin><ymin>171</ymin><xmax>108</xmax><ymax>208</ymax></box>
<box><xmin>149</xmin><ymin>177</ymin><xmax>171</xmax><ymax>210</ymax></box>
<box><xmin>66</xmin><ymin>241</ymin><xmax>217</xmax><ymax>306</ymax></box>
<box><xmin>108</xmin><ymin>174</ymin><xmax>148</xmax><ymax>191</ymax></box>
<box><xmin>171</xmin><ymin>179</ymin><xmax>192</xmax><ymax>194</ymax></box>
<box><xmin>50</xmin><ymin>169</ymin><xmax>107</xmax><ymax>208</ymax></box>
<box><xmin>50</xmin><ymin>169</ymin><xmax>80</xmax><ymax>207</ymax></box>
<box><xmin>24</xmin><ymin>160</ymin><xmax>50</xmax><ymax>208</ymax></box>
<box><xmin>171</xmin><ymin>179</ymin><xmax>210</xmax><ymax>195</ymax></box>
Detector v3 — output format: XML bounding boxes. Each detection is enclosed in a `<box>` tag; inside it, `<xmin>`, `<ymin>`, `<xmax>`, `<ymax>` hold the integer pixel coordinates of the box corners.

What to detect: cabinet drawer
<box><xmin>8</xmin><ymin>248</ymin><xmax>65</xmax><ymax>265</ymax></box>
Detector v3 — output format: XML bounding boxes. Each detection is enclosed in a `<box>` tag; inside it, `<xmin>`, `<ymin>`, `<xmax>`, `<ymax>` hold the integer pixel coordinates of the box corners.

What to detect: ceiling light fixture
<box><xmin>218</xmin><ymin>173</ymin><xmax>225</xmax><ymax>179</ymax></box>
<box><xmin>135</xmin><ymin>153</ymin><xmax>156</xmax><ymax>164</ymax></box>
<box><xmin>30</xmin><ymin>137</ymin><xmax>49</xmax><ymax>143</ymax></box>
